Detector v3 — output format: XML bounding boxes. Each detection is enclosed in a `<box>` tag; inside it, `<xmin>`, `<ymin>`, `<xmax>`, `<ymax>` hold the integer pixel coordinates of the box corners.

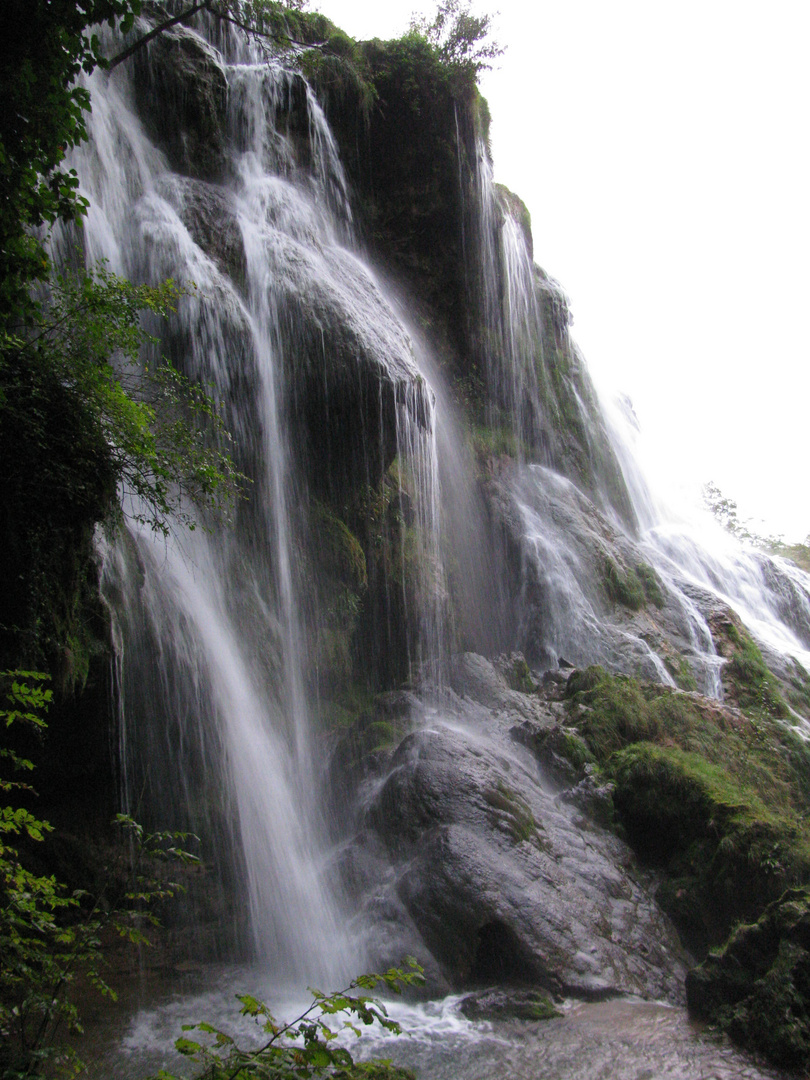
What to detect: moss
<box><xmin>505</xmin><ymin>655</ymin><xmax>537</xmax><ymax>694</ymax></box>
<box><xmin>686</xmin><ymin>889</ymin><xmax>810</xmax><ymax>1069</ymax></box>
<box><xmin>310</xmin><ymin>501</ymin><xmax>368</xmax><ymax>593</ymax></box>
<box><xmin>566</xmin><ymin>668</ymin><xmax>660</xmax><ymax>759</ymax></box>
<box><xmin>664</xmin><ymin>655</ymin><xmax>698</xmax><ymax>692</ymax></box>
<box><xmin>469</xmin><ymin>423</ymin><xmax>525</xmax><ymax>466</ymax></box>
<box><xmin>564</xmin><ymin>666</ymin><xmax>810</xmax><ymax>953</ymax></box>
<box><xmin>611</xmin><ymin>743</ymin><xmax>810</xmax><ymax>950</ymax></box>
<box><xmin>494</xmin><ymin>183</ymin><xmax>532</xmax><ymax>255</ymax></box>
<box><xmin>483</xmin><ymin>782</ymin><xmax>538</xmax><ymax>844</ymax></box>
<box><xmin>603</xmin><ymin>557</ymin><xmax>646</xmax><ymax>611</ymax></box>
<box><xmin>722</xmin><ymin>628</ymin><xmax>790</xmax><ymax>720</ymax></box>
<box><xmin>525</xmin><ymin>995</ymin><xmax>563</xmax><ymax>1021</ymax></box>
<box><xmin>635</xmin><ymin>562</ymin><xmax>666</xmax><ymax>608</ymax></box>
<box><xmin>565</xmin><ymin>664</ymin><xmax>605</xmax><ymax>698</ymax></box>
<box><xmin>557</xmin><ymin>730</ymin><xmax>595</xmax><ymax>772</ymax></box>
<box><xmin>298</xmin><ymin>28</ymin><xmax>378</xmax><ymax>119</ymax></box>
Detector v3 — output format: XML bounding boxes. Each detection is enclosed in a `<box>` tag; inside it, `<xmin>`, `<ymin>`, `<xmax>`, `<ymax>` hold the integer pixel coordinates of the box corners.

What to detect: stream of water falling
<box><xmin>70</xmin><ymin>13</ymin><xmax>444</xmax><ymax>988</ymax></box>
<box><xmin>470</xmin><ymin>142</ymin><xmax>810</xmax><ymax>703</ymax></box>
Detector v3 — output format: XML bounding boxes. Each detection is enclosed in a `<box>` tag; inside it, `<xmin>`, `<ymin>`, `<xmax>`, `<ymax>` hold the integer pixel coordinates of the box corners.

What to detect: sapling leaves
<box><xmin>149</xmin><ymin>965</ymin><xmax>423</xmax><ymax>1080</ymax></box>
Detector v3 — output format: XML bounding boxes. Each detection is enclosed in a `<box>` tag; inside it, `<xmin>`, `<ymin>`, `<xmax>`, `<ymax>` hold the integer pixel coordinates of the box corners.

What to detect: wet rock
<box><xmin>266</xmin><ymin>235</ymin><xmax>432</xmax><ymax>494</ymax></box>
<box><xmin>459</xmin><ymin>986</ymin><xmax>563</xmax><ymax>1021</ymax></box>
<box><xmin>155</xmin><ymin>176</ymin><xmax>247</xmax><ymax>285</ymax></box>
<box><xmin>449</xmin><ymin>652</ymin><xmax>551</xmax><ymax>726</ymax></box>
<box><xmin>135</xmin><ymin>26</ymin><xmax>228</xmax><ymax>181</ymax></box>
<box><xmin>558</xmin><ymin>765</ymin><xmax>616</xmax><ymax>831</ymax></box>
<box><xmin>509</xmin><ymin>719</ymin><xmax>592</xmax><ymax>787</ymax></box>
<box><xmin>486</xmin><ymin>464</ymin><xmax>722</xmax><ymax>694</ymax></box>
<box><xmin>339</xmin><ymin>664</ymin><xmax>689</xmax><ymax>1003</ymax></box>
<box><xmin>686</xmin><ymin>888</ymin><xmax>810</xmax><ymax>1070</ymax></box>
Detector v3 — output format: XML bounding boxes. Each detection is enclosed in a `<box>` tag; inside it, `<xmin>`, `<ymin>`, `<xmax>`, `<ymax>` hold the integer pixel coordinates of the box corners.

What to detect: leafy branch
<box><xmin>3</xmin><ymin>265</ymin><xmax>247</xmax><ymax>538</ymax></box>
<box><xmin>409</xmin><ymin>0</ymin><xmax>503</xmax><ymax>75</ymax></box>
<box><xmin>148</xmin><ymin>961</ymin><xmax>424</xmax><ymax>1080</ymax></box>
<box><xmin>702</xmin><ymin>482</ymin><xmax>810</xmax><ymax>570</ymax></box>
<box><xmin>106</xmin><ymin>1</ymin><xmax>337</xmax><ymax>71</ymax></box>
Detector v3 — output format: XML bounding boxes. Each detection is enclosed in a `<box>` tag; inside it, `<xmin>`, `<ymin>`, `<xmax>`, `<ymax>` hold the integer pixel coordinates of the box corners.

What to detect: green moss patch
<box><xmin>483</xmin><ymin>782</ymin><xmax>539</xmax><ymax>844</ymax></box>
<box><xmin>565</xmin><ymin>666</ymin><xmax>810</xmax><ymax>952</ymax></box>
<box><xmin>601</xmin><ymin>558</ymin><xmax>665</xmax><ymax>612</ymax></box>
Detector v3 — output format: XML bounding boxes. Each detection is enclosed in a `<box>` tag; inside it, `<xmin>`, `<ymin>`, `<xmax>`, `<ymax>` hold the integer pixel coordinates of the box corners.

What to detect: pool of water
<box><xmin>73</xmin><ymin>964</ymin><xmax>789</xmax><ymax>1080</ymax></box>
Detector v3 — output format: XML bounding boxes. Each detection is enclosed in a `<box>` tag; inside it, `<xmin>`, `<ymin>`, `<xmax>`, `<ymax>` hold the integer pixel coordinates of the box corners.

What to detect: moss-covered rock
<box><xmin>564</xmin><ymin>667</ymin><xmax>810</xmax><ymax>953</ymax></box>
<box><xmin>611</xmin><ymin>743</ymin><xmax>810</xmax><ymax>949</ymax></box>
<box><xmin>686</xmin><ymin>888</ymin><xmax>810</xmax><ymax>1069</ymax></box>
<box><xmin>459</xmin><ymin>987</ymin><xmax>562</xmax><ymax>1021</ymax></box>
<box><xmin>320</xmin><ymin>33</ymin><xmax>481</xmax><ymax>381</ymax></box>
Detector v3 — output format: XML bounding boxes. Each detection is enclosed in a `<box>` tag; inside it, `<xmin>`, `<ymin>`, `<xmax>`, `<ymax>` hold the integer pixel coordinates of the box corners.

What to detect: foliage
<box><xmin>0</xmin><ymin>0</ymin><xmax>142</xmax><ymax>325</ymax></box>
<box><xmin>20</xmin><ymin>267</ymin><xmax>243</xmax><ymax>534</ymax></box>
<box><xmin>409</xmin><ymin>0</ymin><xmax>503</xmax><ymax>75</ymax></box>
<box><xmin>702</xmin><ymin>481</ymin><xmax>810</xmax><ymax>569</ymax></box>
<box><xmin>147</xmin><ymin>962</ymin><xmax>424</xmax><ymax>1080</ymax></box>
<box><xmin>0</xmin><ymin>671</ymin><xmax>200</xmax><ymax>1078</ymax></box>
<box><xmin>0</xmin><ymin>266</ymin><xmax>245</xmax><ymax>670</ymax></box>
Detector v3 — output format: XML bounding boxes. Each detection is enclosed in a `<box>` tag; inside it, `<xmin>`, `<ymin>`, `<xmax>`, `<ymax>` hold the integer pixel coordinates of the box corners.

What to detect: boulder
<box><xmin>337</xmin><ymin>660</ymin><xmax>689</xmax><ymax>1002</ymax></box>
<box><xmin>134</xmin><ymin>25</ymin><xmax>228</xmax><ymax>182</ymax></box>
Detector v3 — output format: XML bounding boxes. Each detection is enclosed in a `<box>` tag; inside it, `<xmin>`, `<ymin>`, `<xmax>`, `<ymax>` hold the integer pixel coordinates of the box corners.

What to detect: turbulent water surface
<box><xmin>77</xmin><ymin>969</ymin><xmax>789</xmax><ymax>1080</ymax></box>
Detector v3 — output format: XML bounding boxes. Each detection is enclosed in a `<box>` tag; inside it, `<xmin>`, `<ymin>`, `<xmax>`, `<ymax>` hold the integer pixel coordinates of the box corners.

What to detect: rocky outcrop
<box><xmin>485</xmin><ymin>460</ymin><xmax>719</xmax><ymax>691</ymax></box>
<box><xmin>336</xmin><ymin>655</ymin><xmax>689</xmax><ymax>1002</ymax></box>
<box><xmin>134</xmin><ymin>24</ymin><xmax>228</xmax><ymax>182</ymax></box>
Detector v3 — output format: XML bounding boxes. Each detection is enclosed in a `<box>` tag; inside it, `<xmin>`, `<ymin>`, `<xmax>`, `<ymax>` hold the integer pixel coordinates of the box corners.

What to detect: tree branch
<box><xmin>105</xmin><ymin>0</ymin><xmax>330</xmax><ymax>71</ymax></box>
<box><xmin>204</xmin><ymin>4</ymin><xmax>328</xmax><ymax>53</ymax></box>
<box><xmin>106</xmin><ymin>1</ymin><xmax>209</xmax><ymax>70</ymax></box>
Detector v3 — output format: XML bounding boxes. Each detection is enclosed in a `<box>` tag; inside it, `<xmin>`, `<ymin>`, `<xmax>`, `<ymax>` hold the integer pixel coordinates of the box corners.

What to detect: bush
<box><xmin>0</xmin><ymin>670</ymin><xmax>199</xmax><ymax>1078</ymax></box>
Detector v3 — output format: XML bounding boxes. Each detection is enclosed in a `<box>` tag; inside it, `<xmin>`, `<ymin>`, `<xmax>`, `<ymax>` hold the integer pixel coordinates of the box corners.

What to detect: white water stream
<box><xmin>70</xmin><ymin>13</ymin><xmax>444</xmax><ymax>988</ymax></box>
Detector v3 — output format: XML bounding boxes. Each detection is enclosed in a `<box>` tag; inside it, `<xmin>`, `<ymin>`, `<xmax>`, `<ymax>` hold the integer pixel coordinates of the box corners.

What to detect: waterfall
<box><xmin>68</xmin><ymin>13</ymin><xmax>446</xmax><ymax>982</ymax></box>
<box><xmin>466</xmin><ymin>134</ymin><xmax>810</xmax><ymax>704</ymax></box>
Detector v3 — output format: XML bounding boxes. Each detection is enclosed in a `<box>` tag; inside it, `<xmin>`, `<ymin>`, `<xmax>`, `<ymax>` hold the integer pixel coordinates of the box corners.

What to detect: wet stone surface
<box><xmin>337</xmin><ymin>654</ymin><xmax>690</xmax><ymax>1003</ymax></box>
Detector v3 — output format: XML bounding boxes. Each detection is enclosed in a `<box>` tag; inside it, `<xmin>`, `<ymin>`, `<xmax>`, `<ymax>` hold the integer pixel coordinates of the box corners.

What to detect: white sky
<box><xmin>316</xmin><ymin>0</ymin><xmax>810</xmax><ymax>541</ymax></box>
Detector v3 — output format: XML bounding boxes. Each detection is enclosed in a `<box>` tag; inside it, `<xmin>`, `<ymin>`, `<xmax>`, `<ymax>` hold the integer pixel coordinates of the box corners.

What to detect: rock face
<box><xmin>127</xmin><ymin>30</ymin><xmax>432</xmax><ymax>500</ymax></box>
<box><xmin>135</xmin><ymin>26</ymin><xmax>229</xmax><ymax>181</ymax></box>
<box><xmin>336</xmin><ymin>654</ymin><xmax>689</xmax><ymax>1002</ymax></box>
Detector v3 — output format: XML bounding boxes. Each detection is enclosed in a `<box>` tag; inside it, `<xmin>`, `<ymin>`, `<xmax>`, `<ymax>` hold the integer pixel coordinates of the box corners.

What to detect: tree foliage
<box><xmin>4</xmin><ymin>267</ymin><xmax>244</xmax><ymax>537</ymax></box>
<box><xmin>0</xmin><ymin>267</ymin><xmax>246</xmax><ymax>672</ymax></box>
<box><xmin>0</xmin><ymin>1</ymin><xmax>144</xmax><ymax>325</ymax></box>
<box><xmin>409</xmin><ymin>0</ymin><xmax>503</xmax><ymax>75</ymax></box>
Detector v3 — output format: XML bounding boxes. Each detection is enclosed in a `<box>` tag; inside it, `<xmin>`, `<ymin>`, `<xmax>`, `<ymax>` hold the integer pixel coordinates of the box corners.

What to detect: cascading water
<box><xmin>67</xmin><ymin>11</ymin><xmax>446</xmax><ymax>985</ymax></box>
<box><xmin>468</xmin><ymin>138</ymin><xmax>810</xmax><ymax>707</ymax></box>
